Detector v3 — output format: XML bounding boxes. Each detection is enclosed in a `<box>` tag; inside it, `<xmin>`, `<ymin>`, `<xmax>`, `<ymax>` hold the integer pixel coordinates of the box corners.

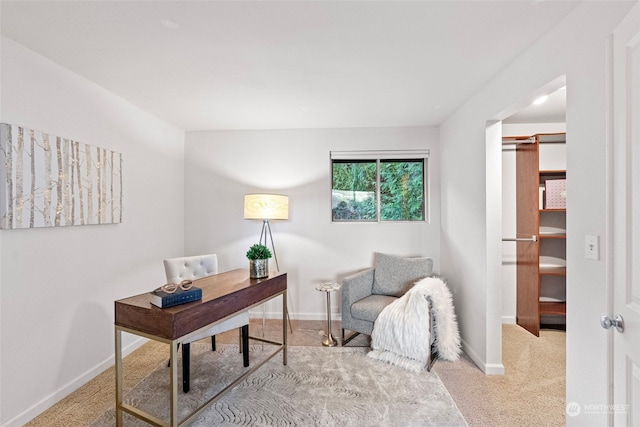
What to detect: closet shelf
<box><xmin>540</xmin><ymin>266</ymin><xmax>566</xmax><ymax>276</ymax></box>
<box><xmin>539</xmin><ymin>296</ymin><xmax>565</xmax><ymax>302</ymax></box>
<box><xmin>540</xmin><ymin>225</ymin><xmax>565</xmax><ymax>234</ymax></box>
<box><xmin>540</xmin><ymin>256</ymin><xmax>566</xmax><ymax>267</ymax></box>
<box><xmin>539</xmin><ymin>301</ymin><xmax>566</xmax><ymax>316</ymax></box>
<box><xmin>539</xmin><ymin>234</ymin><xmax>566</xmax><ymax>239</ymax></box>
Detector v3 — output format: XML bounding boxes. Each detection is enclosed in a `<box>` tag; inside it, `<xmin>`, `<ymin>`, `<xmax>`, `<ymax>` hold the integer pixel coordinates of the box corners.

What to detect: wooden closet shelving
<box><xmin>512</xmin><ymin>133</ymin><xmax>567</xmax><ymax>336</ymax></box>
<box><xmin>539</xmin><ymin>301</ymin><xmax>566</xmax><ymax>316</ymax></box>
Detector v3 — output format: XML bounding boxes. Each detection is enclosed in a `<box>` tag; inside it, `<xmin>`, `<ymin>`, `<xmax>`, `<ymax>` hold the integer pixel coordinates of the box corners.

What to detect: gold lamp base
<box><xmin>322</xmin><ymin>333</ymin><xmax>338</xmax><ymax>347</ymax></box>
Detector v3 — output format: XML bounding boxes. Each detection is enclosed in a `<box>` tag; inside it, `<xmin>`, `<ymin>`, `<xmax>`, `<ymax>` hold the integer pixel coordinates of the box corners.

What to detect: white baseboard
<box><xmin>502</xmin><ymin>316</ymin><xmax>516</xmax><ymax>324</ymax></box>
<box><xmin>460</xmin><ymin>338</ymin><xmax>505</xmax><ymax>376</ymax></box>
<box><xmin>484</xmin><ymin>363</ymin><xmax>505</xmax><ymax>375</ymax></box>
<box><xmin>460</xmin><ymin>338</ymin><xmax>483</xmax><ymax>370</ymax></box>
<box><xmin>1</xmin><ymin>336</ymin><xmax>148</xmax><ymax>427</ymax></box>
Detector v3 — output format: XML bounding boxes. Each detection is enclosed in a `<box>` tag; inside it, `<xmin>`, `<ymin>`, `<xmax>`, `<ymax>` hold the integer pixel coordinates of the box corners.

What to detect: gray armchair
<box><xmin>341</xmin><ymin>253</ymin><xmax>434</xmax><ymax>346</ymax></box>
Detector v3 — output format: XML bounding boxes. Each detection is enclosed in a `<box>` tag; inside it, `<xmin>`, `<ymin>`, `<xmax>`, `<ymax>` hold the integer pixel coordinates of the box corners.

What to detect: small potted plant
<box><xmin>246</xmin><ymin>243</ymin><xmax>272</xmax><ymax>279</ymax></box>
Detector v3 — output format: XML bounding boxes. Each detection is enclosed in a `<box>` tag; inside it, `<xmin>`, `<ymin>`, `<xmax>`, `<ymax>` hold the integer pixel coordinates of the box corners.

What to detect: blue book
<box><xmin>150</xmin><ymin>286</ymin><xmax>202</xmax><ymax>308</ymax></box>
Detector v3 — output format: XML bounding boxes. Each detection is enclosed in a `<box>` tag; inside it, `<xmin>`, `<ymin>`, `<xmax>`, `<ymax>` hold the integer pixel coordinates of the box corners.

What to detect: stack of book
<box><xmin>150</xmin><ymin>286</ymin><xmax>202</xmax><ymax>308</ymax></box>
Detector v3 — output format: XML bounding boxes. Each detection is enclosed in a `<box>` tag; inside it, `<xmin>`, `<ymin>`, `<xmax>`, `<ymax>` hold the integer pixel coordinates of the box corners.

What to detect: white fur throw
<box><xmin>368</xmin><ymin>276</ymin><xmax>461</xmax><ymax>372</ymax></box>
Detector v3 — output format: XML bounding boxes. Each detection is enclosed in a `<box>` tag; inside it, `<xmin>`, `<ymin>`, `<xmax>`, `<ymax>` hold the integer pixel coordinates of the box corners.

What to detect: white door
<box><xmin>610</xmin><ymin>3</ymin><xmax>640</xmax><ymax>425</ymax></box>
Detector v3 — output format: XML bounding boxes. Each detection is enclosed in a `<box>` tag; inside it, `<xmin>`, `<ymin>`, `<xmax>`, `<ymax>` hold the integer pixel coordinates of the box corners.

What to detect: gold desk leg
<box><xmin>170</xmin><ymin>340</ymin><xmax>178</xmax><ymax>426</ymax></box>
<box><xmin>283</xmin><ymin>290</ymin><xmax>288</xmax><ymax>365</ymax></box>
<box><xmin>115</xmin><ymin>328</ymin><xmax>123</xmax><ymax>427</ymax></box>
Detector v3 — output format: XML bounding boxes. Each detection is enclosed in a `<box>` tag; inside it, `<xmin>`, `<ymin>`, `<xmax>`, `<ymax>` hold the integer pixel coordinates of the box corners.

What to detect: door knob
<box><xmin>600</xmin><ymin>315</ymin><xmax>625</xmax><ymax>333</ymax></box>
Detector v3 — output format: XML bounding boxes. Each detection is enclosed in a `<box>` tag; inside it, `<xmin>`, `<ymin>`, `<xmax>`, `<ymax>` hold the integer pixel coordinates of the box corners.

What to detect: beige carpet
<box><xmin>434</xmin><ymin>325</ymin><xmax>566</xmax><ymax>427</ymax></box>
<box><xmin>26</xmin><ymin>320</ymin><xmax>565</xmax><ymax>427</ymax></box>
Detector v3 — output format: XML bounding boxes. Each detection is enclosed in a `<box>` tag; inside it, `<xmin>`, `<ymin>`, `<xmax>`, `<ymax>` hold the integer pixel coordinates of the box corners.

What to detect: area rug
<box><xmin>92</xmin><ymin>343</ymin><xmax>467</xmax><ymax>426</ymax></box>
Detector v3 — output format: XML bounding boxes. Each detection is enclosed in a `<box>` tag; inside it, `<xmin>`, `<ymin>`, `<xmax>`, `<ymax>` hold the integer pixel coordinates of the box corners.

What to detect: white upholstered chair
<box><xmin>164</xmin><ymin>254</ymin><xmax>250</xmax><ymax>393</ymax></box>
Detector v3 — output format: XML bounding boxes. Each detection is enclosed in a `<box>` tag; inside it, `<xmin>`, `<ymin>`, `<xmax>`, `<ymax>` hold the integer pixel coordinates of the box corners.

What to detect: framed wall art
<box><xmin>0</xmin><ymin>123</ymin><xmax>123</xmax><ymax>229</ymax></box>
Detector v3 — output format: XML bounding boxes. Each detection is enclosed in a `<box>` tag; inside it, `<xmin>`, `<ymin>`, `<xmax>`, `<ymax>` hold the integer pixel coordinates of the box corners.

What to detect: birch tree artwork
<box><xmin>0</xmin><ymin>123</ymin><xmax>123</xmax><ymax>229</ymax></box>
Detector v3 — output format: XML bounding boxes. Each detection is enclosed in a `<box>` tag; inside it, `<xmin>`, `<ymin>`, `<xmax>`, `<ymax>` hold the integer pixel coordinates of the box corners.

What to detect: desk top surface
<box><xmin>115</xmin><ymin>269</ymin><xmax>287</xmax><ymax>340</ymax></box>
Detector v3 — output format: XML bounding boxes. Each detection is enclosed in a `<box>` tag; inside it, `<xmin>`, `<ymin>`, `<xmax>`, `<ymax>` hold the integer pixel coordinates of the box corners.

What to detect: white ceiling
<box><xmin>1</xmin><ymin>1</ymin><xmax>578</xmax><ymax>131</ymax></box>
<box><xmin>504</xmin><ymin>85</ymin><xmax>566</xmax><ymax>124</ymax></box>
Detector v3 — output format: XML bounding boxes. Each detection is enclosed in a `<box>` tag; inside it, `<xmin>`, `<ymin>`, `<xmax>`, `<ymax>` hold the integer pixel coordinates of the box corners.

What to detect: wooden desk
<box><xmin>114</xmin><ymin>269</ymin><xmax>287</xmax><ymax>426</ymax></box>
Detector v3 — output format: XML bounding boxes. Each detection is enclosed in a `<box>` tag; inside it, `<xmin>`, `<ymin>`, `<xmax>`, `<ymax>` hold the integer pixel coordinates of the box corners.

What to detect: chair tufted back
<box><xmin>163</xmin><ymin>254</ymin><xmax>218</xmax><ymax>283</ymax></box>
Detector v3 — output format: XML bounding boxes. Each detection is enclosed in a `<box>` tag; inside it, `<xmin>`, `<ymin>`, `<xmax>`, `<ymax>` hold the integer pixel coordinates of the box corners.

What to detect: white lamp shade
<box><xmin>244</xmin><ymin>194</ymin><xmax>289</xmax><ymax>220</ymax></box>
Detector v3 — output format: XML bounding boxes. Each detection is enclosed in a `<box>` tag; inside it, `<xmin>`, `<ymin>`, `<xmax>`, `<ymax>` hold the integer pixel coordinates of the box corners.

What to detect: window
<box><xmin>331</xmin><ymin>150</ymin><xmax>429</xmax><ymax>222</ymax></box>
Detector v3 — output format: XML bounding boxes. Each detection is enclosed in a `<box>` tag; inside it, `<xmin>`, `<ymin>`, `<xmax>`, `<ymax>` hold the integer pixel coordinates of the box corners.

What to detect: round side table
<box><xmin>316</xmin><ymin>282</ymin><xmax>341</xmax><ymax>347</ymax></box>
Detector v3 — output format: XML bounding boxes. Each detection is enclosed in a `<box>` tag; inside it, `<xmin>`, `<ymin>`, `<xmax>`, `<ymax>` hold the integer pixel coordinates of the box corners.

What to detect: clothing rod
<box><xmin>502</xmin><ymin>236</ymin><xmax>538</xmax><ymax>242</ymax></box>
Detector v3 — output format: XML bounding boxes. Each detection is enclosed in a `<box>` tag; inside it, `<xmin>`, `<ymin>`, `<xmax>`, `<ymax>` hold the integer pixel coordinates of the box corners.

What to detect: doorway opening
<box><xmin>484</xmin><ymin>76</ymin><xmax>566</xmax><ymax>372</ymax></box>
<box><xmin>501</xmin><ymin>83</ymin><xmax>567</xmax><ymax>335</ymax></box>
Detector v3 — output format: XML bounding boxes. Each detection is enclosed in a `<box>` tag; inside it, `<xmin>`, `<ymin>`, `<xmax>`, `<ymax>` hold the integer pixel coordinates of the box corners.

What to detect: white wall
<box><xmin>485</xmin><ymin>120</ymin><xmax>504</xmax><ymax>373</ymax></box>
<box><xmin>0</xmin><ymin>38</ymin><xmax>185</xmax><ymax>426</ymax></box>
<box><xmin>501</xmin><ymin>123</ymin><xmax>566</xmax><ymax>324</ymax></box>
<box><xmin>184</xmin><ymin>127</ymin><xmax>440</xmax><ymax>319</ymax></box>
<box><xmin>439</xmin><ymin>2</ymin><xmax>634</xmax><ymax>425</ymax></box>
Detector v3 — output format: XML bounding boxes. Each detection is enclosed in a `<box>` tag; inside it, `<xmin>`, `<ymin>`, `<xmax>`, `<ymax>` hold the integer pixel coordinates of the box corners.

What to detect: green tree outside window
<box><xmin>331</xmin><ymin>158</ymin><xmax>425</xmax><ymax>222</ymax></box>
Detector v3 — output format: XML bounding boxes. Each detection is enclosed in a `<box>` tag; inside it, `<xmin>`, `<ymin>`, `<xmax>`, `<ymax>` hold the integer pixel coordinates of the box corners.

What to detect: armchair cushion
<box><xmin>351</xmin><ymin>294</ymin><xmax>398</xmax><ymax>323</ymax></box>
<box><xmin>372</xmin><ymin>253</ymin><xmax>434</xmax><ymax>297</ymax></box>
